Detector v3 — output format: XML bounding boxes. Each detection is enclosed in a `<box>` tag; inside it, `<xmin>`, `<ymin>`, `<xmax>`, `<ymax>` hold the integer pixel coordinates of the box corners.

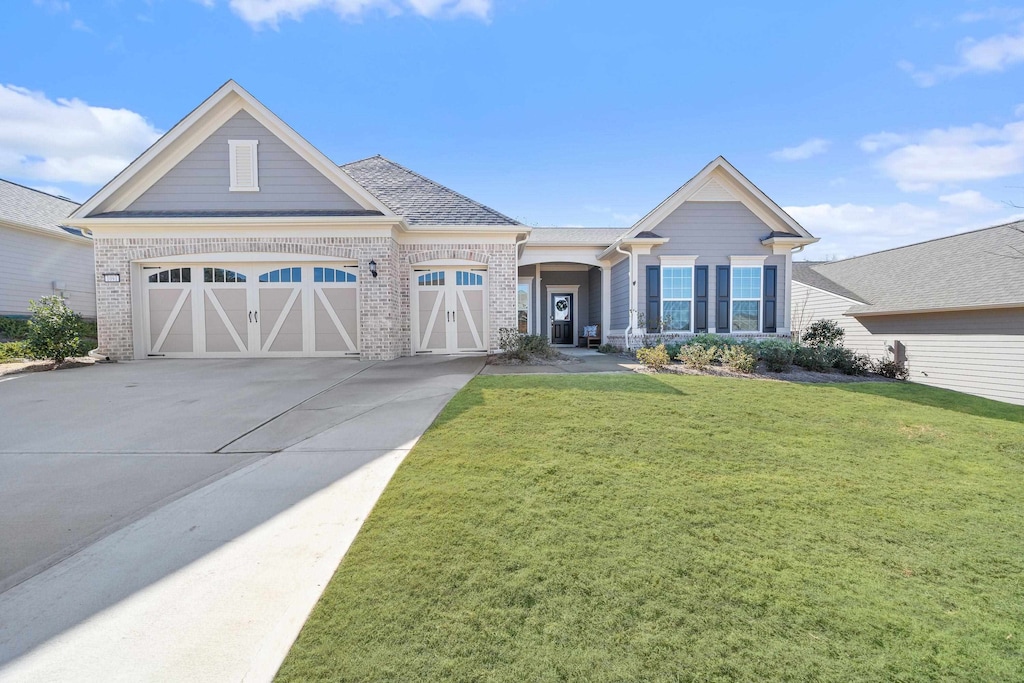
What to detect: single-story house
<box><xmin>65</xmin><ymin>81</ymin><xmax>817</xmax><ymax>361</ymax></box>
<box><xmin>0</xmin><ymin>179</ymin><xmax>94</xmax><ymax>319</ymax></box>
<box><xmin>792</xmin><ymin>221</ymin><xmax>1024</xmax><ymax>406</ymax></box>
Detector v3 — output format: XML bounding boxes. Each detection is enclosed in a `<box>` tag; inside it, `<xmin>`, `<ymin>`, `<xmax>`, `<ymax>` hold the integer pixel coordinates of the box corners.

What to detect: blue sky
<box><xmin>3</xmin><ymin>0</ymin><xmax>1024</xmax><ymax>259</ymax></box>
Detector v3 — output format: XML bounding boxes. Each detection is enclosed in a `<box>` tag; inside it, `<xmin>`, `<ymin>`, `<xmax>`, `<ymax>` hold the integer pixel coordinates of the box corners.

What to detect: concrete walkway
<box><xmin>480</xmin><ymin>347</ymin><xmax>637</xmax><ymax>374</ymax></box>
<box><xmin>0</xmin><ymin>355</ymin><xmax>482</xmax><ymax>682</ymax></box>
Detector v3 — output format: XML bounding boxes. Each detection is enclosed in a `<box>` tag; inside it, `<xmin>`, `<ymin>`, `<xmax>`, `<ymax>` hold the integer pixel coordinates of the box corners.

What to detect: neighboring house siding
<box><xmin>0</xmin><ymin>226</ymin><xmax>95</xmax><ymax>318</ymax></box>
<box><xmin>791</xmin><ymin>282</ymin><xmax>880</xmax><ymax>355</ymax></box>
<box><xmin>127</xmin><ymin>111</ymin><xmax>364</xmax><ymax>212</ymax></box>
<box><xmin>610</xmin><ymin>259</ymin><xmax>629</xmax><ymax>329</ymax></box>
<box><xmin>637</xmin><ymin>202</ymin><xmax>787</xmax><ymax>332</ymax></box>
<box><xmin>792</xmin><ymin>282</ymin><xmax>1024</xmax><ymax>406</ymax></box>
<box><xmin>588</xmin><ymin>266</ymin><xmax>602</xmax><ymax>327</ymax></box>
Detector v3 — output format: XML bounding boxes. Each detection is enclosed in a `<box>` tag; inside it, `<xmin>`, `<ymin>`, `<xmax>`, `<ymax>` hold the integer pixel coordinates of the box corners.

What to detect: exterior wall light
<box><xmin>369</xmin><ymin>259</ymin><xmax>378</xmax><ymax>278</ymax></box>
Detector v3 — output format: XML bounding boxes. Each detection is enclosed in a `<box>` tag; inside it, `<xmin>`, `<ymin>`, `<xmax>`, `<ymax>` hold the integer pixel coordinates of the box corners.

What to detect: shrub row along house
<box><xmin>792</xmin><ymin>222</ymin><xmax>1024</xmax><ymax>406</ymax></box>
<box><xmin>0</xmin><ymin>180</ymin><xmax>94</xmax><ymax>319</ymax></box>
<box><xmin>63</xmin><ymin>81</ymin><xmax>817</xmax><ymax>362</ymax></box>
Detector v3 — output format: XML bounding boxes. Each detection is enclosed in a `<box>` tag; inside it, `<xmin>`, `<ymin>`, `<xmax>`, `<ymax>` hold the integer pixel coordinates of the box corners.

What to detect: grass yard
<box><xmin>277</xmin><ymin>374</ymin><xmax>1024</xmax><ymax>682</ymax></box>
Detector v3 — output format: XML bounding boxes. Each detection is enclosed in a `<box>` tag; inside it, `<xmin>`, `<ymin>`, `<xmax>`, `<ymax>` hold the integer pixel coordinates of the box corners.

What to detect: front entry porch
<box><xmin>517</xmin><ymin>262</ymin><xmax>605</xmax><ymax>348</ymax></box>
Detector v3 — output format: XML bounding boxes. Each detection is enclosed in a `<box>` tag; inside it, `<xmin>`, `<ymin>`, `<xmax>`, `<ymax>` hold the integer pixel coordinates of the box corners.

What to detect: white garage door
<box><xmin>142</xmin><ymin>263</ymin><xmax>359</xmax><ymax>358</ymax></box>
<box><xmin>411</xmin><ymin>267</ymin><xmax>487</xmax><ymax>353</ymax></box>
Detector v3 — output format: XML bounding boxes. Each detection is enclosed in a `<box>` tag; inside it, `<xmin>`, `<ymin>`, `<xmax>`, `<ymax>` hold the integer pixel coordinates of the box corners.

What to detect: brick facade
<box><xmin>94</xmin><ymin>235</ymin><xmax>517</xmax><ymax>361</ymax></box>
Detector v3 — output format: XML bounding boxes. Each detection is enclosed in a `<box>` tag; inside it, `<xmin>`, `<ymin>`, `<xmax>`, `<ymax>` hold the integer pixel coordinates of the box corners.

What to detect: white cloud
<box><xmin>0</xmin><ymin>84</ymin><xmax>162</xmax><ymax>186</ymax></box>
<box><xmin>958</xmin><ymin>7</ymin><xmax>1024</xmax><ymax>23</ymax></box>
<box><xmin>217</xmin><ymin>0</ymin><xmax>491</xmax><ymax>28</ymax></box>
<box><xmin>938</xmin><ymin>190</ymin><xmax>1003</xmax><ymax>212</ymax></box>
<box><xmin>786</xmin><ymin>201</ymin><xmax>1023</xmax><ymax>259</ymax></box>
<box><xmin>861</xmin><ymin>117</ymin><xmax>1024</xmax><ymax>191</ymax></box>
<box><xmin>70</xmin><ymin>18</ymin><xmax>91</xmax><ymax>32</ymax></box>
<box><xmin>770</xmin><ymin>138</ymin><xmax>830</xmax><ymax>161</ymax></box>
<box><xmin>901</xmin><ymin>25</ymin><xmax>1024</xmax><ymax>86</ymax></box>
<box><xmin>33</xmin><ymin>0</ymin><xmax>70</xmax><ymax>13</ymax></box>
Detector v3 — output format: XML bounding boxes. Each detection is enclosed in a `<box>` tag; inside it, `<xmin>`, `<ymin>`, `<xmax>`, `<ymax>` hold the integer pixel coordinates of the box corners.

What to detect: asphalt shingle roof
<box><xmin>340</xmin><ymin>156</ymin><xmax>520</xmax><ymax>226</ymax></box>
<box><xmin>792</xmin><ymin>262</ymin><xmax>868</xmax><ymax>303</ymax></box>
<box><xmin>0</xmin><ymin>179</ymin><xmax>83</xmax><ymax>240</ymax></box>
<box><xmin>91</xmin><ymin>209</ymin><xmax>384</xmax><ymax>219</ymax></box>
<box><xmin>527</xmin><ymin>227</ymin><xmax>627</xmax><ymax>244</ymax></box>
<box><xmin>793</xmin><ymin>221</ymin><xmax>1024</xmax><ymax>315</ymax></box>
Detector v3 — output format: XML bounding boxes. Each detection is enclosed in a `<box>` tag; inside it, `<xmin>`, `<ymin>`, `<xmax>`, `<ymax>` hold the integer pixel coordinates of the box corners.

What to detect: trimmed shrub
<box><xmin>833</xmin><ymin>348</ymin><xmax>872</xmax><ymax>376</ymax></box>
<box><xmin>676</xmin><ymin>344</ymin><xmax>719</xmax><ymax>370</ymax></box>
<box><xmin>720</xmin><ymin>345</ymin><xmax>757</xmax><ymax>373</ymax></box>
<box><xmin>26</xmin><ymin>296</ymin><xmax>82</xmax><ymax>365</ymax></box>
<box><xmin>597</xmin><ymin>343</ymin><xmax>621</xmax><ymax>354</ymax></box>
<box><xmin>757</xmin><ymin>339</ymin><xmax>797</xmax><ymax>373</ymax></box>
<box><xmin>635</xmin><ymin>344</ymin><xmax>670</xmax><ymax>371</ymax></box>
<box><xmin>685</xmin><ymin>333</ymin><xmax>736</xmax><ymax>350</ymax></box>
<box><xmin>873</xmin><ymin>357</ymin><xmax>909</xmax><ymax>380</ymax></box>
<box><xmin>802</xmin><ymin>319</ymin><xmax>845</xmax><ymax>348</ymax></box>
<box><xmin>0</xmin><ymin>341</ymin><xmax>33</xmax><ymax>363</ymax></box>
<box><xmin>663</xmin><ymin>342</ymin><xmax>683</xmax><ymax>360</ymax></box>
<box><xmin>498</xmin><ymin>329</ymin><xmax>557</xmax><ymax>361</ymax></box>
<box><xmin>0</xmin><ymin>317</ymin><xmax>30</xmax><ymax>341</ymax></box>
<box><xmin>794</xmin><ymin>345</ymin><xmax>832</xmax><ymax>373</ymax></box>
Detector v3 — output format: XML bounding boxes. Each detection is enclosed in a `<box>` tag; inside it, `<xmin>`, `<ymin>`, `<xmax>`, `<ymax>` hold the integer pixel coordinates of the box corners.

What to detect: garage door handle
<box><xmin>249</xmin><ymin>311</ymin><xmax>253</xmax><ymax>323</ymax></box>
<box><xmin>254</xmin><ymin>311</ymin><xmax>258</xmax><ymax>323</ymax></box>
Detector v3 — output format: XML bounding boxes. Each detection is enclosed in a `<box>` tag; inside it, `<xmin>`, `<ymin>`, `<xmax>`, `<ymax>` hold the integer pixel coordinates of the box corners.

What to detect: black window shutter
<box><xmin>694</xmin><ymin>265</ymin><xmax>708</xmax><ymax>333</ymax></box>
<box><xmin>646</xmin><ymin>265</ymin><xmax>660</xmax><ymax>332</ymax></box>
<box><xmin>763</xmin><ymin>265</ymin><xmax>777</xmax><ymax>333</ymax></box>
<box><xmin>715</xmin><ymin>265</ymin><xmax>730</xmax><ymax>333</ymax></box>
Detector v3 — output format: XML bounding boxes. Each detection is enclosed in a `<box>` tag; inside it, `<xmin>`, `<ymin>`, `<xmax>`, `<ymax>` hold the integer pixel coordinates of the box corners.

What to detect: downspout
<box><xmin>614</xmin><ymin>241</ymin><xmax>633</xmax><ymax>350</ymax></box>
<box><xmin>514</xmin><ymin>233</ymin><xmax>529</xmax><ymax>336</ymax></box>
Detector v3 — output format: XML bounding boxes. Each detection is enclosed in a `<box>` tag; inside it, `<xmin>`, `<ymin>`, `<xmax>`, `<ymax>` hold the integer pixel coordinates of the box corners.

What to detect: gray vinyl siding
<box><xmin>0</xmin><ymin>226</ymin><xmax>95</xmax><ymax>318</ymax></box>
<box><xmin>639</xmin><ymin>201</ymin><xmax>786</xmax><ymax>331</ymax></box>
<box><xmin>610</xmin><ymin>259</ymin><xmax>629</xmax><ymax>329</ymax></box>
<box><xmin>127</xmin><ymin>111</ymin><xmax>364</xmax><ymax>212</ymax></box>
<box><xmin>792</xmin><ymin>282</ymin><xmax>1024</xmax><ymax>406</ymax></box>
<box><xmin>588</xmin><ymin>266</ymin><xmax>602</xmax><ymax>327</ymax></box>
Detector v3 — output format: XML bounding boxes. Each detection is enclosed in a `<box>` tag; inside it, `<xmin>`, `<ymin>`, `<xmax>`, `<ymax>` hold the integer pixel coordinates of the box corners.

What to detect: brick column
<box><xmin>93</xmin><ymin>238</ymin><xmax>135</xmax><ymax>361</ymax></box>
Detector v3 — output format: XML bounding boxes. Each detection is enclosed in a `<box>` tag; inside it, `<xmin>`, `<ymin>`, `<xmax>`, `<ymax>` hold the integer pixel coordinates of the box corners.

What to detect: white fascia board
<box><xmin>596</xmin><ymin>237</ymin><xmax>668</xmax><ymax>261</ymax></box>
<box><xmin>846</xmin><ymin>302</ymin><xmax>1024</xmax><ymax>317</ymax></box>
<box><xmin>0</xmin><ymin>219</ymin><xmax>92</xmax><ymax>244</ymax></box>
<box><xmin>73</xmin><ymin>81</ymin><xmax>397</xmax><ymax>218</ymax></box>
<box><xmin>400</xmin><ymin>224</ymin><xmax>529</xmax><ymax>236</ymax></box>
<box><xmin>623</xmin><ymin>157</ymin><xmax>816</xmax><ymax>241</ymax></box>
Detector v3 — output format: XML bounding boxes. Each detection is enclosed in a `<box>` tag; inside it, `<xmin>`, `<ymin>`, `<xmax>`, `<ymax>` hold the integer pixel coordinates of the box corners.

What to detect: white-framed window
<box><xmin>228</xmin><ymin>140</ymin><xmax>259</xmax><ymax>192</ymax></box>
<box><xmin>730</xmin><ymin>256</ymin><xmax>766</xmax><ymax>332</ymax></box>
<box><xmin>517</xmin><ymin>278</ymin><xmax>532</xmax><ymax>334</ymax></box>
<box><xmin>660</xmin><ymin>255</ymin><xmax>697</xmax><ymax>332</ymax></box>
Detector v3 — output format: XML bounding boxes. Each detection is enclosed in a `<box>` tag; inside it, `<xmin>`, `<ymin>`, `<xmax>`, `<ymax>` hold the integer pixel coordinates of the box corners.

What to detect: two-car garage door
<box><xmin>142</xmin><ymin>263</ymin><xmax>359</xmax><ymax>357</ymax></box>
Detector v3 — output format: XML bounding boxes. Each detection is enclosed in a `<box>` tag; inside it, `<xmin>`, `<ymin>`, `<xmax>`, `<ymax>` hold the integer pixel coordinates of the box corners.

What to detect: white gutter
<box><xmin>614</xmin><ymin>241</ymin><xmax>634</xmax><ymax>350</ymax></box>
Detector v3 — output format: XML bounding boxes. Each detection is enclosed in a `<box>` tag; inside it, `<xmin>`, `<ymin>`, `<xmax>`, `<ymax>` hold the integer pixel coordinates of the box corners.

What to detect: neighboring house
<box><xmin>792</xmin><ymin>221</ymin><xmax>1024</xmax><ymax>406</ymax></box>
<box><xmin>65</xmin><ymin>81</ymin><xmax>817</xmax><ymax>362</ymax></box>
<box><xmin>0</xmin><ymin>180</ymin><xmax>94</xmax><ymax>319</ymax></box>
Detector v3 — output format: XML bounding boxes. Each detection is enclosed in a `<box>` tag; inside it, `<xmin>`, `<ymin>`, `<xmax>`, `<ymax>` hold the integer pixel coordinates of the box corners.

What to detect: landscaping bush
<box><xmin>597</xmin><ymin>343</ymin><xmax>621</xmax><ymax>354</ymax></box>
<box><xmin>873</xmin><ymin>357</ymin><xmax>909</xmax><ymax>380</ymax></box>
<box><xmin>0</xmin><ymin>316</ymin><xmax>30</xmax><ymax>341</ymax></box>
<box><xmin>662</xmin><ymin>342</ymin><xmax>683</xmax><ymax>360</ymax></box>
<box><xmin>757</xmin><ymin>339</ymin><xmax>797</xmax><ymax>373</ymax></box>
<box><xmin>685</xmin><ymin>333</ymin><xmax>735</xmax><ymax>350</ymax></box>
<box><xmin>26</xmin><ymin>296</ymin><xmax>82</xmax><ymax>365</ymax></box>
<box><xmin>833</xmin><ymin>347</ymin><xmax>872</xmax><ymax>376</ymax></box>
<box><xmin>498</xmin><ymin>328</ymin><xmax>558</xmax><ymax>361</ymax></box>
<box><xmin>635</xmin><ymin>344</ymin><xmax>670</xmax><ymax>371</ymax></box>
<box><xmin>801</xmin><ymin>319</ymin><xmax>845</xmax><ymax>348</ymax></box>
<box><xmin>794</xmin><ymin>345</ymin><xmax>832</xmax><ymax>373</ymax></box>
<box><xmin>676</xmin><ymin>344</ymin><xmax>719</xmax><ymax>370</ymax></box>
<box><xmin>720</xmin><ymin>344</ymin><xmax>757</xmax><ymax>373</ymax></box>
<box><xmin>0</xmin><ymin>341</ymin><xmax>33</xmax><ymax>363</ymax></box>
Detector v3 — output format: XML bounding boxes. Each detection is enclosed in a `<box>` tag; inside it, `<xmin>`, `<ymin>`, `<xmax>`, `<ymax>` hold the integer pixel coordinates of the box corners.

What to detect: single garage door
<box><xmin>411</xmin><ymin>267</ymin><xmax>487</xmax><ymax>353</ymax></box>
<box><xmin>142</xmin><ymin>263</ymin><xmax>359</xmax><ymax>357</ymax></box>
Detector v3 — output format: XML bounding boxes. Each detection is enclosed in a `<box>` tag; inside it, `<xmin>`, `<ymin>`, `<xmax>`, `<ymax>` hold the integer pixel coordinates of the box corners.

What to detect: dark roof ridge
<box><xmin>0</xmin><ymin>178</ymin><xmax>79</xmax><ymax>207</ymax></box>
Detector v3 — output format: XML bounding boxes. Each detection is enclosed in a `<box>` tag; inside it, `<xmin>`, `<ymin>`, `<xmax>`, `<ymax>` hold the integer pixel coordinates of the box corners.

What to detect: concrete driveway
<box><xmin>0</xmin><ymin>355</ymin><xmax>483</xmax><ymax>681</ymax></box>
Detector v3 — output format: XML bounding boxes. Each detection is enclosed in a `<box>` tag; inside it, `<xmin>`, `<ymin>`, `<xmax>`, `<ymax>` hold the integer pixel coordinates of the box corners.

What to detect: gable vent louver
<box><xmin>229</xmin><ymin>140</ymin><xmax>259</xmax><ymax>192</ymax></box>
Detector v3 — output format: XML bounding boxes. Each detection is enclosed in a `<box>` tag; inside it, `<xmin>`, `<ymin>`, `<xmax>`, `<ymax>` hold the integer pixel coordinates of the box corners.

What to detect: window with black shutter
<box><xmin>763</xmin><ymin>265</ymin><xmax>777</xmax><ymax>333</ymax></box>
<box><xmin>715</xmin><ymin>265</ymin><xmax>730</xmax><ymax>333</ymax></box>
<box><xmin>646</xmin><ymin>265</ymin><xmax>660</xmax><ymax>332</ymax></box>
<box><xmin>694</xmin><ymin>265</ymin><xmax>708</xmax><ymax>333</ymax></box>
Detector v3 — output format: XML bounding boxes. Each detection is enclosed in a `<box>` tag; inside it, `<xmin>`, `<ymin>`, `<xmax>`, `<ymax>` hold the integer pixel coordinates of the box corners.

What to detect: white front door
<box><xmin>412</xmin><ymin>267</ymin><xmax>487</xmax><ymax>353</ymax></box>
<box><xmin>141</xmin><ymin>263</ymin><xmax>359</xmax><ymax>358</ymax></box>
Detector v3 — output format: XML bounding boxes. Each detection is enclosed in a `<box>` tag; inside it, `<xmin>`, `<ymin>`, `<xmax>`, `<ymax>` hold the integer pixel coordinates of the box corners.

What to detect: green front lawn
<box><xmin>278</xmin><ymin>374</ymin><xmax>1024</xmax><ymax>682</ymax></box>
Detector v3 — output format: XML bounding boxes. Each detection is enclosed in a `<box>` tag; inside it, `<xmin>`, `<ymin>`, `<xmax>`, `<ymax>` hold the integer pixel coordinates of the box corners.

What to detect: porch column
<box><xmin>601</xmin><ymin>264</ymin><xmax>611</xmax><ymax>344</ymax></box>
<box><xmin>534</xmin><ymin>263</ymin><xmax>542</xmax><ymax>336</ymax></box>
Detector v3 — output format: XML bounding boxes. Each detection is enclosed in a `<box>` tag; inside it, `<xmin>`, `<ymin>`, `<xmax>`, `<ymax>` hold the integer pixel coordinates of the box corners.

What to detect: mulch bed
<box><xmin>0</xmin><ymin>357</ymin><xmax>97</xmax><ymax>377</ymax></box>
<box><xmin>485</xmin><ymin>353</ymin><xmax>582</xmax><ymax>367</ymax></box>
<box><xmin>625</xmin><ymin>356</ymin><xmax>894</xmax><ymax>384</ymax></box>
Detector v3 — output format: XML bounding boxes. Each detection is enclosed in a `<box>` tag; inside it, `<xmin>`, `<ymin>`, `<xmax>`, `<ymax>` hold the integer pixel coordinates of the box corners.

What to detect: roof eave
<box><xmin>761</xmin><ymin>236</ymin><xmax>819</xmax><ymax>247</ymax></box>
<box><xmin>0</xmin><ymin>218</ymin><xmax>92</xmax><ymax>244</ymax></box>
<box><xmin>846</xmin><ymin>301</ymin><xmax>1024</xmax><ymax>317</ymax></box>
<box><xmin>597</xmin><ymin>237</ymin><xmax>670</xmax><ymax>260</ymax></box>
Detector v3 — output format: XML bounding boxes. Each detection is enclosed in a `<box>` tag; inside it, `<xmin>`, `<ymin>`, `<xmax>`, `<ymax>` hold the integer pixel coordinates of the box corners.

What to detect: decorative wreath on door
<box><xmin>555</xmin><ymin>299</ymin><xmax>569</xmax><ymax>312</ymax></box>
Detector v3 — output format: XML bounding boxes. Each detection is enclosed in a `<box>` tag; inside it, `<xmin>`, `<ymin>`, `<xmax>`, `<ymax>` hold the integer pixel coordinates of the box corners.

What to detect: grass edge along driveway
<box><xmin>278</xmin><ymin>373</ymin><xmax>1024</xmax><ymax>682</ymax></box>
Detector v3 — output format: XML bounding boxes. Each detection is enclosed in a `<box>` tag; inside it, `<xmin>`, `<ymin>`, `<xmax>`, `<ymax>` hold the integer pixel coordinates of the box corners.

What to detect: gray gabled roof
<box><xmin>90</xmin><ymin>209</ymin><xmax>384</xmax><ymax>219</ymax></box>
<box><xmin>0</xmin><ymin>179</ymin><xmax>84</xmax><ymax>240</ymax></box>
<box><xmin>340</xmin><ymin>155</ymin><xmax>520</xmax><ymax>226</ymax></box>
<box><xmin>527</xmin><ymin>227</ymin><xmax>628</xmax><ymax>244</ymax></box>
<box><xmin>793</xmin><ymin>221</ymin><xmax>1024</xmax><ymax>315</ymax></box>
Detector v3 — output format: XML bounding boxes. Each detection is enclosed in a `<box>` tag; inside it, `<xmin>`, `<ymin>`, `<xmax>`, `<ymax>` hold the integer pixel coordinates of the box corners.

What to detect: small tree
<box><xmin>801</xmin><ymin>319</ymin><xmax>845</xmax><ymax>348</ymax></box>
<box><xmin>26</xmin><ymin>295</ymin><xmax>82</xmax><ymax>364</ymax></box>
